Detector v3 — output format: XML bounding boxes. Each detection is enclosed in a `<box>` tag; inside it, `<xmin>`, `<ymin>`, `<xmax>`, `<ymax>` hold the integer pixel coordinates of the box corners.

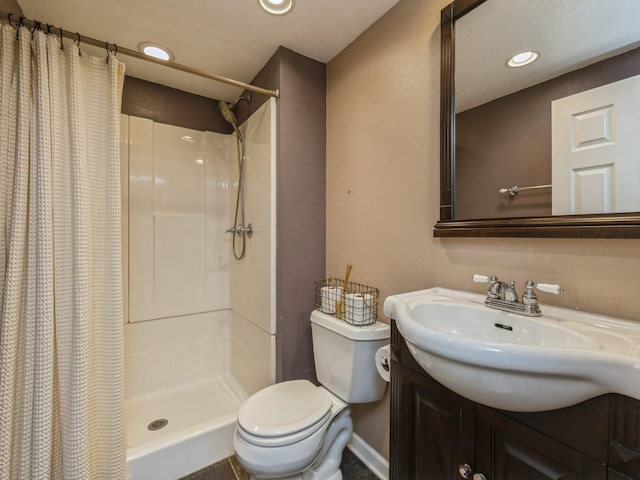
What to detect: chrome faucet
<box><xmin>473</xmin><ymin>274</ymin><xmax>563</xmax><ymax>317</ymax></box>
<box><xmin>503</xmin><ymin>281</ymin><xmax>518</xmax><ymax>302</ymax></box>
<box><xmin>486</xmin><ymin>276</ymin><xmax>502</xmax><ymax>299</ymax></box>
<box><xmin>486</xmin><ymin>276</ymin><xmax>517</xmax><ymax>301</ymax></box>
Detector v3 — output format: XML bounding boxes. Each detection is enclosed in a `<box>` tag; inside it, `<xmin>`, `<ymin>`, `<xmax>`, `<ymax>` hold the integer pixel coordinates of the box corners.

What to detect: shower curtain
<box><xmin>0</xmin><ymin>25</ymin><xmax>126</xmax><ymax>479</ymax></box>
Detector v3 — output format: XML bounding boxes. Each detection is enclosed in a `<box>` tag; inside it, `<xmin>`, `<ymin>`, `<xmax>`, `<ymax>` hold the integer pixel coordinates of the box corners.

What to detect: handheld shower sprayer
<box><xmin>218</xmin><ymin>94</ymin><xmax>252</xmax><ymax>142</ymax></box>
<box><xmin>218</xmin><ymin>101</ymin><xmax>243</xmax><ymax>142</ymax></box>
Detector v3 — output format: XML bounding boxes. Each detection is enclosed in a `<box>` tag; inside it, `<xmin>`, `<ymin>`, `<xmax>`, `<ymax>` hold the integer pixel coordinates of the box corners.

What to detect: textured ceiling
<box><xmin>456</xmin><ymin>0</ymin><xmax>640</xmax><ymax>112</ymax></box>
<box><xmin>17</xmin><ymin>0</ymin><xmax>399</xmax><ymax>101</ymax></box>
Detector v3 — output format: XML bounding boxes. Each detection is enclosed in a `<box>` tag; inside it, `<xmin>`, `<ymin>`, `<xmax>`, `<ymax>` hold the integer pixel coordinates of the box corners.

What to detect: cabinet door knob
<box><xmin>458</xmin><ymin>464</ymin><xmax>473</xmax><ymax>479</ymax></box>
<box><xmin>473</xmin><ymin>474</ymin><xmax>487</xmax><ymax>480</ymax></box>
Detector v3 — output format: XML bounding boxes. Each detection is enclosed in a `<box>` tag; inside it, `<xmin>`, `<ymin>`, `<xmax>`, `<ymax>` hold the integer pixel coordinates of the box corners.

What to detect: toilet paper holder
<box><xmin>375</xmin><ymin>344</ymin><xmax>391</xmax><ymax>383</ymax></box>
<box><xmin>380</xmin><ymin>356</ymin><xmax>389</xmax><ymax>372</ymax></box>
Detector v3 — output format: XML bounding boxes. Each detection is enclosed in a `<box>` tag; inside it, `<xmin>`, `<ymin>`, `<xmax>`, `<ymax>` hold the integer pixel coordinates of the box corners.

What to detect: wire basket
<box><xmin>314</xmin><ymin>278</ymin><xmax>379</xmax><ymax>326</ymax></box>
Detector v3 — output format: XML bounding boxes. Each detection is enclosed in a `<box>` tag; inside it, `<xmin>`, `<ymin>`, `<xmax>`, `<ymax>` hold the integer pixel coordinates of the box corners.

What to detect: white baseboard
<box><xmin>347</xmin><ymin>432</ymin><xmax>389</xmax><ymax>480</ymax></box>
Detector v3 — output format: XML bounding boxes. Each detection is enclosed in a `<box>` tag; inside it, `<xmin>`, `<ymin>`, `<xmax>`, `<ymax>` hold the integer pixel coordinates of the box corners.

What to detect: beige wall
<box><xmin>326</xmin><ymin>0</ymin><xmax>640</xmax><ymax>461</ymax></box>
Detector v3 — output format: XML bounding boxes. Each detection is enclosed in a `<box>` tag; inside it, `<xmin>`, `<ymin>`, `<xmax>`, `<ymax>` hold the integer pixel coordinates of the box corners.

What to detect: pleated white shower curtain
<box><xmin>0</xmin><ymin>25</ymin><xmax>126</xmax><ymax>479</ymax></box>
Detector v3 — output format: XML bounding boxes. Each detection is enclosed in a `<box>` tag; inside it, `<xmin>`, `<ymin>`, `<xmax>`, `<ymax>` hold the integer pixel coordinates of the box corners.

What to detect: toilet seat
<box><xmin>237</xmin><ymin>380</ymin><xmax>333</xmax><ymax>448</ymax></box>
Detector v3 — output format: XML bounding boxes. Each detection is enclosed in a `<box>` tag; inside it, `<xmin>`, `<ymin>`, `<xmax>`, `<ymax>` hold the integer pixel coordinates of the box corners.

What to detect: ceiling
<box><xmin>455</xmin><ymin>0</ymin><xmax>640</xmax><ymax>112</ymax></box>
<box><xmin>17</xmin><ymin>0</ymin><xmax>399</xmax><ymax>102</ymax></box>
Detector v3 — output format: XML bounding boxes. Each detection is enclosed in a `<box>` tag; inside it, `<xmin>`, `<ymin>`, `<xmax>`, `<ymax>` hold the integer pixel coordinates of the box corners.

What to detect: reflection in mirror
<box><xmin>454</xmin><ymin>0</ymin><xmax>640</xmax><ymax>220</ymax></box>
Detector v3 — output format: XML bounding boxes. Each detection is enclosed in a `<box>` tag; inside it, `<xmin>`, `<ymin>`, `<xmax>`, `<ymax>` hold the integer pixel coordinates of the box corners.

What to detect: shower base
<box><xmin>125</xmin><ymin>375</ymin><xmax>247</xmax><ymax>480</ymax></box>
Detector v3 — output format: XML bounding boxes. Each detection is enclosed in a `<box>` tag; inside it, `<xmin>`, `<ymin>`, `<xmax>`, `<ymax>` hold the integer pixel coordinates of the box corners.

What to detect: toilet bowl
<box><xmin>233</xmin><ymin>310</ymin><xmax>390</xmax><ymax>480</ymax></box>
<box><xmin>233</xmin><ymin>381</ymin><xmax>351</xmax><ymax>479</ymax></box>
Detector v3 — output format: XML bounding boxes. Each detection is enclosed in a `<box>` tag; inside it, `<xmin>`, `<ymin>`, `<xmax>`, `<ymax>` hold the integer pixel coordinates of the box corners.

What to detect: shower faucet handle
<box><xmin>226</xmin><ymin>224</ymin><xmax>253</xmax><ymax>238</ymax></box>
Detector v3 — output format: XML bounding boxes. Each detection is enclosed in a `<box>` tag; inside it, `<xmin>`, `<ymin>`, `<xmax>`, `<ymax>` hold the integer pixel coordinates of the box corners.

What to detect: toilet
<box><xmin>233</xmin><ymin>309</ymin><xmax>390</xmax><ymax>480</ymax></box>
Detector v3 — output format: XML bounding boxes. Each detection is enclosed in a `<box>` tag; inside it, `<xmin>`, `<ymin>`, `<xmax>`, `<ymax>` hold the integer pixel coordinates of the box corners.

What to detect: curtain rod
<box><xmin>0</xmin><ymin>10</ymin><xmax>279</xmax><ymax>99</ymax></box>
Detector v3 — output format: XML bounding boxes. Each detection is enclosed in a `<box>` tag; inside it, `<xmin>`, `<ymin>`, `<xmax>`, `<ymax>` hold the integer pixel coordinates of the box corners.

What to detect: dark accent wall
<box><xmin>0</xmin><ymin>0</ymin><xmax>23</xmax><ymax>14</ymax></box>
<box><xmin>122</xmin><ymin>76</ymin><xmax>230</xmax><ymax>133</ymax></box>
<box><xmin>0</xmin><ymin>0</ymin><xmax>21</xmax><ymax>15</ymax></box>
<box><xmin>250</xmin><ymin>47</ymin><xmax>327</xmax><ymax>383</ymax></box>
<box><xmin>456</xmin><ymin>46</ymin><xmax>640</xmax><ymax>220</ymax></box>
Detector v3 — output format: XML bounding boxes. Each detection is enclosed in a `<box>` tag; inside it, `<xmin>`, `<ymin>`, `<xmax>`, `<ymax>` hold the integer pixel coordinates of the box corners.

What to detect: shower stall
<box><xmin>122</xmin><ymin>98</ymin><xmax>277</xmax><ymax>479</ymax></box>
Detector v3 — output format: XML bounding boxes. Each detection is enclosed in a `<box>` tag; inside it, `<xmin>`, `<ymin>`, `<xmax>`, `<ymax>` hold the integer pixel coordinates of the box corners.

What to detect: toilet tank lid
<box><xmin>311</xmin><ymin>310</ymin><xmax>390</xmax><ymax>341</ymax></box>
<box><xmin>237</xmin><ymin>380</ymin><xmax>332</xmax><ymax>438</ymax></box>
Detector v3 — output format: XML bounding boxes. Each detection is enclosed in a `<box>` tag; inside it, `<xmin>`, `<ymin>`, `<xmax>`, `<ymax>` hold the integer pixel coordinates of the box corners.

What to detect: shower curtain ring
<box><xmin>7</xmin><ymin>13</ymin><xmax>12</xmax><ymax>28</ymax></box>
<box><xmin>31</xmin><ymin>21</ymin><xmax>40</xmax><ymax>35</ymax></box>
<box><xmin>59</xmin><ymin>27</ymin><xmax>64</xmax><ymax>50</ymax></box>
<box><xmin>16</xmin><ymin>16</ymin><xmax>23</xmax><ymax>38</ymax></box>
<box><xmin>76</xmin><ymin>32</ymin><xmax>82</xmax><ymax>55</ymax></box>
<box><xmin>105</xmin><ymin>43</ymin><xmax>117</xmax><ymax>64</ymax></box>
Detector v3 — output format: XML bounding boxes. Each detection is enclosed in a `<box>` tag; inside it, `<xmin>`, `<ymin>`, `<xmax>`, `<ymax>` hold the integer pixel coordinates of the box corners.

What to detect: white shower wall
<box><xmin>122</xmin><ymin>98</ymin><xmax>276</xmax><ymax>411</ymax></box>
<box><xmin>128</xmin><ymin>119</ymin><xmax>229</xmax><ymax>320</ymax></box>
<box><xmin>228</xmin><ymin>98</ymin><xmax>277</xmax><ymax>393</ymax></box>
<box><xmin>230</xmin><ymin>99</ymin><xmax>277</xmax><ymax>335</ymax></box>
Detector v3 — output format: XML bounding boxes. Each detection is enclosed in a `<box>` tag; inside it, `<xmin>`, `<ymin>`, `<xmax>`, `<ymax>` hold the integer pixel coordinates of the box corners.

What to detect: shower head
<box><xmin>218</xmin><ymin>100</ymin><xmax>244</xmax><ymax>142</ymax></box>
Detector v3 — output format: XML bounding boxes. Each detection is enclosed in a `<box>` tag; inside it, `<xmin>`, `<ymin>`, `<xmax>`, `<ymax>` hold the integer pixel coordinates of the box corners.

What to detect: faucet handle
<box><xmin>473</xmin><ymin>275</ymin><xmax>503</xmax><ymax>299</ymax></box>
<box><xmin>472</xmin><ymin>274</ymin><xmax>492</xmax><ymax>283</ymax></box>
<box><xmin>523</xmin><ymin>280</ymin><xmax>538</xmax><ymax>305</ymax></box>
<box><xmin>536</xmin><ymin>283</ymin><xmax>564</xmax><ymax>295</ymax></box>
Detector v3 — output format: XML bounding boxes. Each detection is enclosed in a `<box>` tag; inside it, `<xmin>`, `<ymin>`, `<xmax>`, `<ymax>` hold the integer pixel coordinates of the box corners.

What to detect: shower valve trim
<box><xmin>226</xmin><ymin>224</ymin><xmax>253</xmax><ymax>238</ymax></box>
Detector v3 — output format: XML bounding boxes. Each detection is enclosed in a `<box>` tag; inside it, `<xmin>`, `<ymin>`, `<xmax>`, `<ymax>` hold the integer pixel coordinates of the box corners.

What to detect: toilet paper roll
<box><xmin>375</xmin><ymin>344</ymin><xmax>391</xmax><ymax>383</ymax></box>
<box><xmin>345</xmin><ymin>292</ymin><xmax>374</xmax><ymax>325</ymax></box>
<box><xmin>321</xmin><ymin>286</ymin><xmax>343</xmax><ymax>314</ymax></box>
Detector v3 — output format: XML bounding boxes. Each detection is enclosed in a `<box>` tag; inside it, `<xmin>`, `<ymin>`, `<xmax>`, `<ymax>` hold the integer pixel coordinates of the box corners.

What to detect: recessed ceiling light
<box><xmin>257</xmin><ymin>0</ymin><xmax>295</xmax><ymax>16</ymax></box>
<box><xmin>137</xmin><ymin>41</ymin><xmax>174</xmax><ymax>62</ymax></box>
<box><xmin>507</xmin><ymin>51</ymin><xmax>539</xmax><ymax>68</ymax></box>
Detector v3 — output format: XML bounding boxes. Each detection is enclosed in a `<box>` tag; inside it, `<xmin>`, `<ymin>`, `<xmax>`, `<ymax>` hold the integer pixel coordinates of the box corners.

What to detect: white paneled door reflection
<box><xmin>552</xmin><ymin>74</ymin><xmax>640</xmax><ymax>215</ymax></box>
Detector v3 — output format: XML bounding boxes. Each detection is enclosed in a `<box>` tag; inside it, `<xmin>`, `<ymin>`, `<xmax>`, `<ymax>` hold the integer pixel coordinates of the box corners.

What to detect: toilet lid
<box><xmin>238</xmin><ymin>380</ymin><xmax>332</xmax><ymax>438</ymax></box>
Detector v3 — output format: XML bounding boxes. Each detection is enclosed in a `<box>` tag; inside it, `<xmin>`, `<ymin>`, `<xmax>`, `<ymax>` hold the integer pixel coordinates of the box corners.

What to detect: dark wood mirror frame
<box><xmin>434</xmin><ymin>0</ymin><xmax>640</xmax><ymax>238</ymax></box>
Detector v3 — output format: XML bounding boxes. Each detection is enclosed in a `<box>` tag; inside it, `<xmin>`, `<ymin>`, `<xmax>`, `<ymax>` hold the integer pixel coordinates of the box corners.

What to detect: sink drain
<box><xmin>147</xmin><ymin>419</ymin><xmax>168</xmax><ymax>431</ymax></box>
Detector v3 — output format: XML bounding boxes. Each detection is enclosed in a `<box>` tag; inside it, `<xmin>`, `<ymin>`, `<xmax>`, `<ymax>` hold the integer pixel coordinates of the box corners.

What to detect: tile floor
<box><xmin>179</xmin><ymin>448</ymin><xmax>379</xmax><ymax>480</ymax></box>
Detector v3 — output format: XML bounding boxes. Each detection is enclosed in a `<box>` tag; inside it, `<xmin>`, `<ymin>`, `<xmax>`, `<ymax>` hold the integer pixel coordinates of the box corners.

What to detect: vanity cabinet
<box><xmin>390</xmin><ymin>320</ymin><xmax>640</xmax><ymax>480</ymax></box>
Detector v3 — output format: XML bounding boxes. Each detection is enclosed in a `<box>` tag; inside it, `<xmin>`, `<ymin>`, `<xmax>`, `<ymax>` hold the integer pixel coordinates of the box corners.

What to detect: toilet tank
<box><xmin>310</xmin><ymin>310</ymin><xmax>390</xmax><ymax>403</ymax></box>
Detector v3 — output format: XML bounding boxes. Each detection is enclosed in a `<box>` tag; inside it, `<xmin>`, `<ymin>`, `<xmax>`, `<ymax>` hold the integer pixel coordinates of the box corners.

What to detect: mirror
<box><xmin>435</xmin><ymin>0</ymin><xmax>640</xmax><ymax>238</ymax></box>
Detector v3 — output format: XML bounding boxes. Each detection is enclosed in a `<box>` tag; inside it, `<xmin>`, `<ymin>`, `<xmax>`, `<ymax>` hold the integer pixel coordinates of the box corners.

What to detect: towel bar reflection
<box><xmin>498</xmin><ymin>184</ymin><xmax>552</xmax><ymax>197</ymax></box>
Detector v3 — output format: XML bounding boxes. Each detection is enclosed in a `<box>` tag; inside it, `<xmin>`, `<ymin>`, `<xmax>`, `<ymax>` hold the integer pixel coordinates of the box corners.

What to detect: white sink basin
<box><xmin>383</xmin><ymin>287</ymin><xmax>640</xmax><ymax>412</ymax></box>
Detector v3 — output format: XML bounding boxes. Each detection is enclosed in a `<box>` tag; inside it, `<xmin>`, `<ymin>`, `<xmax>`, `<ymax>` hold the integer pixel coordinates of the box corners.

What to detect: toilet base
<box><xmin>237</xmin><ymin>403</ymin><xmax>353</xmax><ymax>480</ymax></box>
<box><xmin>247</xmin><ymin>469</ymin><xmax>342</xmax><ymax>480</ymax></box>
<box><xmin>247</xmin><ymin>472</ymin><xmax>341</xmax><ymax>480</ymax></box>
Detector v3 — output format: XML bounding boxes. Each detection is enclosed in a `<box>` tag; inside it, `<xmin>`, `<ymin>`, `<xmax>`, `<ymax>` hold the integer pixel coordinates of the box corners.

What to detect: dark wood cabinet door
<box><xmin>610</xmin><ymin>395</ymin><xmax>640</xmax><ymax>479</ymax></box>
<box><xmin>476</xmin><ymin>405</ymin><xmax>606</xmax><ymax>480</ymax></box>
<box><xmin>609</xmin><ymin>469</ymin><xmax>640</xmax><ymax>480</ymax></box>
<box><xmin>391</xmin><ymin>361</ymin><xmax>475</xmax><ymax>480</ymax></box>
